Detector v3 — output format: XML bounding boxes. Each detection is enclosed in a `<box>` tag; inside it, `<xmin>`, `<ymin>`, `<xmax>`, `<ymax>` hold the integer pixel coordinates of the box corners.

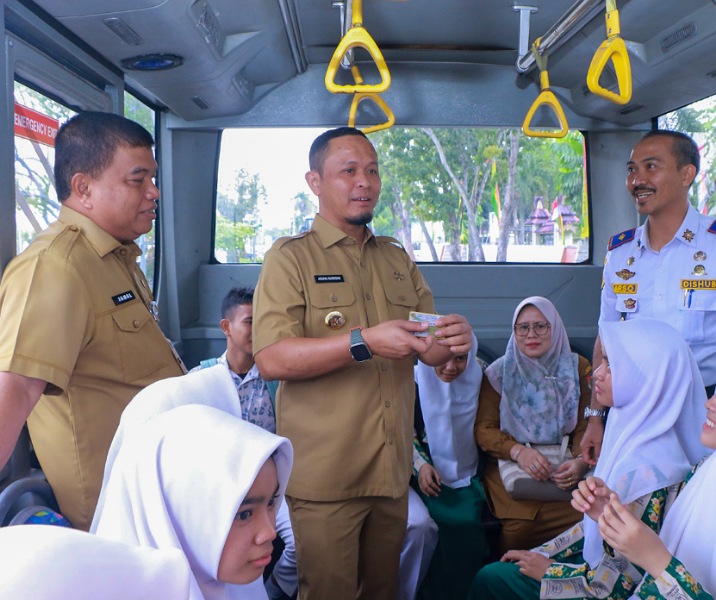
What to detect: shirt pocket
<box><xmin>306</xmin><ymin>281</ymin><xmax>357</xmax><ymax>335</ymax></box>
<box><xmin>112</xmin><ymin>302</ymin><xmax>172</xmax><ymax>382</ymax></box>
<box><xmin>678</xmin><ymin>288</ymin><xmax>716</xmax><ymax>343</ymax></box>
<box><xmin>383</xmin><ymin>281</ymin><xmax>420</xmax><ymax>320</ymax></box>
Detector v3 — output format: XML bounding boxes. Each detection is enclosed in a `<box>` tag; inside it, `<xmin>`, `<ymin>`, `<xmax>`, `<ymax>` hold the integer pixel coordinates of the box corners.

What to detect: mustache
<box><xmin>632</xmin><ymin>186</ymin><xmax>655</xmax><ymax>194</ymax></box>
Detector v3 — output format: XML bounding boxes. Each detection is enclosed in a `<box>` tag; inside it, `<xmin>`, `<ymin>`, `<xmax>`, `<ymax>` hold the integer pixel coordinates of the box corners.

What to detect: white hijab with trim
<box><xmin>0</xmin><ymin>525</ymin><xmax>192</xmax><ymax>600</ymax></box>
<box><xmin>415</xmin><ymin>332</ymin><xmax>481</xmax><ymax>488</ymax></box>
<box><xmin>485</xmin><ymin>296</ymin><xmax>580</xmax><ymax>444</ymax></box>
<box><xmin>93</xmin><ymin>404</ymin><xmax>293</xmax><ymax>600</ymax></box>
<box><xmin>653</xmin><ymin>452</ymin><xmax>716</xmax><ymax>594</ymax></box>
<box><xmin>582</xmin><ymin>319</ymin><xmax>708</xmax><ymax>567</ymax></box>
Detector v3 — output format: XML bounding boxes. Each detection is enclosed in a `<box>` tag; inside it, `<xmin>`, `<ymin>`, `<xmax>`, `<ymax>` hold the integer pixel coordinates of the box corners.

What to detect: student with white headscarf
<box><xmin>0</xmin><ymin>524</ymin><xmax>192</xmax><ymax>600</ymax></box>
<box><xmin>470</xmin><ymin>318</ymin><xmax>708</xmax><ymax>600</ymax></box>
<box><xmin>93</xmin><ymin>404</ymin><xmax>293</xmax><ymax>600</ymax></box>
<box><xmin>411</xmin><ymin>331</ymin><xmax>487</xmax><ymax>600</ymax></box>
<box><xmin>475</xmin><ymin>296</ymin><xmax>591</xmax><ymax>553</ymax></box>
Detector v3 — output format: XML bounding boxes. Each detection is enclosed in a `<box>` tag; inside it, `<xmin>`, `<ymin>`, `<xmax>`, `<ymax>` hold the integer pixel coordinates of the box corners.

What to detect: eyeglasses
<box><xmin>513</xmin><ymin>321</ymin><xmax>551</xmax><ymax>337</ymax></box>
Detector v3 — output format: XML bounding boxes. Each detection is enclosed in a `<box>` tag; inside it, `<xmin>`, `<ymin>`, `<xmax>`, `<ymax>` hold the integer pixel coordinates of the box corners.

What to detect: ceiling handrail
<box><xmin>325</xmin><ymin>0</ymin><xmax>391</xmax><ymax>94</ymax></box>
<box><xmin>586</xmin><ymin>0</ymin><xmax>632</xmax><ymax>104</ymax></box>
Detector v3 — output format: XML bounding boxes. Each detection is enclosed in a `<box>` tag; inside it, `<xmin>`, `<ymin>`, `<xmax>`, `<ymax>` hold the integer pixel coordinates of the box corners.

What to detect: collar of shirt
<box><xmin>639</xmin><ymin>204</ymin><xmax>701</xmax><ymax>253</ymax></box>
<box><xmin>58</xmin><ymin>205</ymin><xmax>142</xmax><ymax>260</ymax></box>
<box><xmin>311</xmin><ymin>213</ymin><xmax>376</xmax><ymax>249</ymax></box>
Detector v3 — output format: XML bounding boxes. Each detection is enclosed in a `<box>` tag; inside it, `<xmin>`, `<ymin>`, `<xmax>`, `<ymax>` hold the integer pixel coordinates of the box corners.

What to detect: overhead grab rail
<box><xmin>325</xmin><ymin>0</ymin><xmax>391</xmax><ymax>94</ymax></box>
<box><xmin>348</xmin><ymin>66</ymin><xmax>395</xmax><ymax>133</ymax></box>
<box><xmin>586</xmin><ymin>0</ymin><xmax>631</xmax><ymax>104</ymax></box>
<box><xmin>522</xmin><ymin>39</ymin><xmax>569</xmax><ymax>139</ymax></box>
<box><xmin>516</xmin><ymin>0</ymin><xmax>605</xmax><ymax>74</ymax></box>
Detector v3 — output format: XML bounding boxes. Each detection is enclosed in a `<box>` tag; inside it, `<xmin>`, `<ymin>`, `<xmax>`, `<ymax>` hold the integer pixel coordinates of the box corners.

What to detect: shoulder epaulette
<box><xmin>274</xmin><ymin>230</ymin><xmax>311</xmax><ymax>249</ymax></box>
<box><xmin>375</xmin><ymin>235</ymin><xmax>405</xmax><ymax>250</ymax></box>
<box><xmin>607</xmin><ymin>228</ymin><xmax>636</xmax><ymax>251</ymax></box>
<box><xmin>707</xmin><ymin>220</ymin><xmax>716</xmax><ymax>234</ymax></box>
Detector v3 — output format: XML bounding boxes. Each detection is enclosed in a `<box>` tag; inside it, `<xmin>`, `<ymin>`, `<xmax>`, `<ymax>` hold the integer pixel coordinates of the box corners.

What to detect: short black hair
<box><xmin>54</xmin><ymin>111</ymin><xmax>155</xmax><ymax>202</ymax></box>
<box><xmin>221</xmin><ymin>286</ymin><xmax>254</xmax><ymax>319</ymax></box>
<box><xmin>308</xmin><ymin>127</ymin><xmax>369</xmax><ymax>173</ymax></box>
<box><xmin>642</xmin><ymin>130</ymin><xmax>700</xmax><ymax>176</ymax></box>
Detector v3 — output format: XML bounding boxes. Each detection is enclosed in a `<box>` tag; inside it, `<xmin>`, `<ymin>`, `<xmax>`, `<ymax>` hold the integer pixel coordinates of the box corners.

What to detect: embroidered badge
<box><xmin>682</xmin><ymin>229</ymin><xmax>695</xmax><ymax>242</ymax></box>
<box><xmin>612</xmin><ymin>283</ymin><xmax>638</xmax><ymax>294</ymax></box>
<box><xmin>393</xmin><ymin>271</ymin><xmax>405</xmax><ymax>281</ymax></box>
<box><xmin>615</xmin><ymin>269</ymin><xmax>636</xmax><ymax>281</ymax></box>
<box><xmin>623</xmin><ymin>298</ymin><xmax>637</xmax><ymax>310</ymax></box>
<box><xmin>607</xmin><ymin>228</ymin><xmax>635</xmax><ymax>251</ymax></box>
<box><xmin>324</xmin><ymin>311</ymin><xmax>346</xmax><ymax>329</ymax></box>
<box><xmin>112</xmin><ymin>291</ymin><xmax>136</xmax><ymax>306</ymax></box>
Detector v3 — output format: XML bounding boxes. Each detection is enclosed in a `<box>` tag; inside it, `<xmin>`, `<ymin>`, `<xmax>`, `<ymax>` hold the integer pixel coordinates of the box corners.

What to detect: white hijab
<box><xmin>582</xmin><ymin>319</ymin><xmax>708</xmax><ymax>568</ymax></box>
<box><xmin>92</xmin><ymin>365</ymin><xmax>239</xmax><ymax>532</ymax></box>
<box><xmin>648</xmin><ymin>452</ymin><xmax>716</xmax><ymax>594</ymax></box>
<box><xmin>0</xmin><ymin>525</ymin><xmax>191</xmax><ymax>600</ymax></box>
<box><xmin>485</xmin><ymin>296</ymin><xmax>580</xmax><ymax>444</ymax></box>
<box><xmin>93</xmin><ymin>404</ymin><xmax>293</xmax><ymax>600</ymax></box>
<box><xmin>415</xmin><ymin>332</ymin><xmax>481</xmax><ymax>488</ymax></box>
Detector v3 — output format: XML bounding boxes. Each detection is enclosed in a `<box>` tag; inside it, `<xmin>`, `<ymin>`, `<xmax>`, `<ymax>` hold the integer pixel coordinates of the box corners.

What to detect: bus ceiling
<box><xmin>18</xmin><ymin>0</ymin><xmax>716</xmax><ymax>129</ymax></box>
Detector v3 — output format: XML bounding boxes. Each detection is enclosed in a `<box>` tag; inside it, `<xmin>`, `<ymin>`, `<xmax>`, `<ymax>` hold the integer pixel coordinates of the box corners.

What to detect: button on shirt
<box><xmin>600</xmin><ymin>205</ymin><xmax>716</xmax><ymax>386</ymax></box>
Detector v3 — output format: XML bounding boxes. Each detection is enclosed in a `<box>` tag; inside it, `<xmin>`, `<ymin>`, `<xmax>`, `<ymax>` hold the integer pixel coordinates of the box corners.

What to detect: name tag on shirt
<box><xmin>314</xmin><ymin>275</ymin><xmax>344</xmax><ymax>283</ymax></box>
<box><xmin>112</xmin><ymin>291</ymin><xmax>136</xmax><ymax>305</ymax></box>
<box><xmin>612</xmin><ymin>283</ymin><xmax>638</xmax><ymax>294</ymax></box>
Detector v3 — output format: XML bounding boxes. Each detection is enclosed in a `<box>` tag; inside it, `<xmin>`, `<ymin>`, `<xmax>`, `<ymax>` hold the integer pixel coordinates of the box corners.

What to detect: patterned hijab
<box><xmin>93</xmin><ymin>405</ymin><xmax>293</xmax><ymax>600</ymax></box>
<box><xmin>582</xmin><ymin>319</ymin><xmax>708</xmax><ymax>567</ymax></box>
<box><xmin>485</xmin><ymin>296</ymin><xmax>580</xmax><ymax>444</ymax></box>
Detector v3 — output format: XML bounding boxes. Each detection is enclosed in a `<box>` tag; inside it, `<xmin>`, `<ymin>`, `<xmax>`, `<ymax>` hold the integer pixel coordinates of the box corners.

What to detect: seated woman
<box><xmin>412</xmin><ymin>332</ymin><xmax>487</xmax><ymax>600</ymax></box>
<box><xmin>0</xmin><ymin>525</ymin><xmax>191</xmax><ymax>600</ymax></box>
<box><xmin>475</xmin><ymin>296</ymin><xmax>591</xmax><ymax>553</ymax></box>
<box><xmin>93</xmin><ymin>404</ymin><xmax>293</xmax><ymax>600</ymax></box>
<box><xmin>469</xmin><ymin>318</ymin><xmax>708</xmax><ymax>600</ymax></box>
<box><xmin>598</xmin><ymin>369</ymin><xmax>716</xmax><ymax>599</ymax></box>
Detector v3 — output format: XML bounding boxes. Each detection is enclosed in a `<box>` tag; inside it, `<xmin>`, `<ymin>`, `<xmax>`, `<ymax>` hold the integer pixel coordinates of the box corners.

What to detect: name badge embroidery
<box><xmin>681</xmin><ymin>279</ymin><xmax>716</xmax><ymax>290</ymax></box>
<box><xmin>612</xmin><ymin>283</ymin><xmax>638</xmax><ymax>294</ymax></box>
<box><xmin>112</xmin><ymin>291</ymin><xmax>136</xmax><ymax>305</ymax></box>
<box><xmin>315</xmin><ymin>275</ymin><xmax>344</xmax><ymax>283</ymax></box>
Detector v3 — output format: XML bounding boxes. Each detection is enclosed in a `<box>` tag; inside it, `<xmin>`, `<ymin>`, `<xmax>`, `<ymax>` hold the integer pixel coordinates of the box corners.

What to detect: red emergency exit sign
<box><xmin>14</xmin><ymin>103</ymin><xmax>59</xmax><ymax>147</ymax></box>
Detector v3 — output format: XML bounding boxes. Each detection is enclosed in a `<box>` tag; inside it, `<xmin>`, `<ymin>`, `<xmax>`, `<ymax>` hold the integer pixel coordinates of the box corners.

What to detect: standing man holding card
<box><xmin>253</xmin><ymin>127</ymin><xmax>474</xmax><ymax>600</ymax></box>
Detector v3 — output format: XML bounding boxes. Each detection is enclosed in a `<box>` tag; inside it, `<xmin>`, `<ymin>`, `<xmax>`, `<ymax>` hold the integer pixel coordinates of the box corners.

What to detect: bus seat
<box><xmin>0</xmin><ymin>476</ymin><xmax>63</xmax><ymax>527</ymax></box>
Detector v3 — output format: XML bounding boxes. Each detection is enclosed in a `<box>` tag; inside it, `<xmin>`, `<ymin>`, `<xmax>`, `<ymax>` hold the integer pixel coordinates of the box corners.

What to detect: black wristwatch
<box><xmin>349</xmin><ymin>327</ymin><xmax>372</xmax><ymax>362</ymax></box>
<box><xmin>584</xmin><ymin>407</ymin><xmax>607</xmax><ymax>419</ymax></box>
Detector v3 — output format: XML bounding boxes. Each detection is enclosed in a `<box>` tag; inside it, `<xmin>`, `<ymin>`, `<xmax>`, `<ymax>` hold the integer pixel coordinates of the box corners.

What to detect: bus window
<box><xmin>13</xmin><ymin>82</ymin><xmax>74</xmax><ymax>254</ymax></box>
<box><xmin>658</xmin><ymin>95</ymin><xmax>716</xmax><ymax>217</ymax></box>
<box><xmin>216</xmin><ymin>127</ymin><xmax>589</xmax><ymax>264</ymax></box>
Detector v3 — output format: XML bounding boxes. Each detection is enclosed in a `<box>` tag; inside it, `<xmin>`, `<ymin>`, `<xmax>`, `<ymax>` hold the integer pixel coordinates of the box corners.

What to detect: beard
<box><xmin>346</xmin><ymin>211</ymin><xmax>374</xmax><ymax>226</ymax></box>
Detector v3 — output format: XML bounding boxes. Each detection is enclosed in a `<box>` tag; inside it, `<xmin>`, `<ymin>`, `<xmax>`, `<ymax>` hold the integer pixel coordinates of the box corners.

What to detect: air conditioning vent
<box><xmin>660</xmin><ymin>23</ymin><xmax>697</xmax><ymax>53</ymax></box>
<box><xmin>191</xmin><ymin>96</ymin><xmax>210</xmax><ymax>110</ymax></box>
<box><xmin>618</xmin><ymin>103</ymin><xmax>644</xmax><ymax>115</ymax></box>
<box><xmin>103</xmin><ymin>18</ymin><xmax>143</xmax><ymax>46</ymax></box>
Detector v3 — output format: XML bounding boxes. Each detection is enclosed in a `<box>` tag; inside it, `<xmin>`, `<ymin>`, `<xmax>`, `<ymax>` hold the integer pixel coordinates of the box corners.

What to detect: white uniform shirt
<box><xmin>600</xmin><ymin>205</ymin><xmax>716</xmax><ymax>386</ymax></box>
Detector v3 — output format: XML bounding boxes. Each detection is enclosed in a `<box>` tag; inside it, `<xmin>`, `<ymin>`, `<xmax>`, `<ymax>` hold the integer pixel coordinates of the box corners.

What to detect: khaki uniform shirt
<box><xmin>253</xmin><ymin>215</ymin><xmax>435</xmax><ymax>501</ymax></box>
<box><xmin>0</xmin><ymin>206</ymin><xmax>185</xmax><ymax>529</ymax></box>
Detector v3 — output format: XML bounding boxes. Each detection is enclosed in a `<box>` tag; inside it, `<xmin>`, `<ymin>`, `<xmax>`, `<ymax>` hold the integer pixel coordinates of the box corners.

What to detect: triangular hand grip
<box><xmin>587</xmin><ymin>36</ymin><xmax>632</xmax><ymax>105</ymax></box>
<box><xmin>325</xmin><ymin>26</ymin><xmax>391</xmax><ymax>94</ymax></box>
<box><xmin>348</xmin><ymin>92</ymin><xmax>395</xmax><ymax>133</ymax></box>
<box><xmin>586</xmin><ymin>8</ymin><xmax>632</xmax><ymax>105</ymax></box>
<box><xmin>522</xmin><ymin>71</ymin><xmax>569</xmax><ymax>138</ymax></box>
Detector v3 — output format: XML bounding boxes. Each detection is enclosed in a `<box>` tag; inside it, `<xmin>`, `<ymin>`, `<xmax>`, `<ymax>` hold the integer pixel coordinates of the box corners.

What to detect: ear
<box><xmin>305</xmin><ymin>170</ymin><xmax>321</xmax><ymax>196</ymax></box>
<box><xmin>70</xmin><ymin>172</ymin><xmax>93</xmax><ymax>209</ymax></box>
<box><xmin>681</xmin><ymin>164</ymin><xmax>697</xmax><ymax>188</ymax></box>
<box><xmin>220</xmin><ymin>318</ymin><xmax>230</xmax><ymax>336</ymax></box>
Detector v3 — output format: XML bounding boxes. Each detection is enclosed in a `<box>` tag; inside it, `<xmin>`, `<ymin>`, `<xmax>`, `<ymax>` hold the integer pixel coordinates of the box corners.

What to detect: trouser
<box><xmin>288</xmin><ymin>492</ymin><xmax>408</xmax><ymax>600</ymax></box>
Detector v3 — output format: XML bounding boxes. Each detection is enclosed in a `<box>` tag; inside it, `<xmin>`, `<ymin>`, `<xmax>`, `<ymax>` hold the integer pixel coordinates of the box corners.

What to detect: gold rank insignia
<box><xmin>325</xmin><ymin>311</ymin><xmax>346</xmax><ymax>329</ymax></box>
<box><xmin>682</xmin><ymin>229</ymin><xmax>695</xmax><ymax>242</ymax></box>
<box><xmin>623</xmin><ymin>298</ymin><xmax>636</xmax><ymax>310</ymax></box>
<box><xmin>695</xmin><ymin>251</ymin><xmax>707</xmax><ymax>261</ymax></box>
<box><xmin>693</xmin><ymin>264</ymin><xmax>707</xmax><ymax>276</ymax></box>
<box><xmin>616</xmin><ymin>269</ymin><xmax>635</xmax><ymax>280</ymax></box>
<box><xmin>626</xmin><ymin>256</ymin><xmax>635</xmax><ymax>266</ymax></box>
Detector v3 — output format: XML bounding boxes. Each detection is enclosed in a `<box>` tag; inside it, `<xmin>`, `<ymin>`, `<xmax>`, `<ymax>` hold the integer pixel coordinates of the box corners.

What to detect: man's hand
<box><xmin>599</xmin><ymin>494</ymin><xmax>671</xmax><ymax>576</ymax></box>
<box><xmin>501</xmin><ymin>550</ymin><xmax>554</xmax><ymax>581</ymax></box>
<box><xmin>418</xmin><ymin>463</ymin><xmax>441</xmax><ymax>497</ymax></box>
<box><xmin>580</xmin><ymin>418</ymin><xmax>604</xmax><ymax>466</ymax></box>
<box><xmin>432</xmin><ymin>314</ymin><xmax>473</xmax><ymax>355</ymax></box>
<box><xmin>362</xmin><ymin>320</ymin><xmax>435</xmax><ymax>360</ymax></box>
<box><xmin>0</xmin><ymin>372</ymin><xmax>47</xmax><ymax>469</ymax></box>
<box><xmin>571</xmin><ymin>476</ymin><xmax>614</xmax><ymax>521</ymax></box>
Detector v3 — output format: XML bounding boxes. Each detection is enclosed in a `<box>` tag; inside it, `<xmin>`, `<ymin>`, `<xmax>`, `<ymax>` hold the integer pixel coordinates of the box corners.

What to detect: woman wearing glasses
<box><xmin>475</xmin><ymin>296</ymin><xmax>591</xmax><ymax>553</ymax></box>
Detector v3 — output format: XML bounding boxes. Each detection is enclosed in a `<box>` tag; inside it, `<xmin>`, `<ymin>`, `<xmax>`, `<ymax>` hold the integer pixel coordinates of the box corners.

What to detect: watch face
<box><xmin>351</xmin><ymin>343</ymin><xmax>372</xmax><ymax>362</ymax></box>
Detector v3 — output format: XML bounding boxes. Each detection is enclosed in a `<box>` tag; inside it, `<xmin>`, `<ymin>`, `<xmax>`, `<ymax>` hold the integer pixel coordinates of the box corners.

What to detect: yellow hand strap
<box><xmin>522</xmin><ymin>39</ymin><xmax>569</xmax><ymax>139</ymax></box>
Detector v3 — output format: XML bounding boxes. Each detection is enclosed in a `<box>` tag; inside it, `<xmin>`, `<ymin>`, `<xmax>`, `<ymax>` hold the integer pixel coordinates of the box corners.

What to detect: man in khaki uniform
<box><xmin>253</xmin><ymin>127</ymin><xmax>474</xmax><ymax>600</ymax></box>
<box><xmin>0</xmin><ymin>112</ymin><xmax>185</xmax><ymax>530</ymax></box>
